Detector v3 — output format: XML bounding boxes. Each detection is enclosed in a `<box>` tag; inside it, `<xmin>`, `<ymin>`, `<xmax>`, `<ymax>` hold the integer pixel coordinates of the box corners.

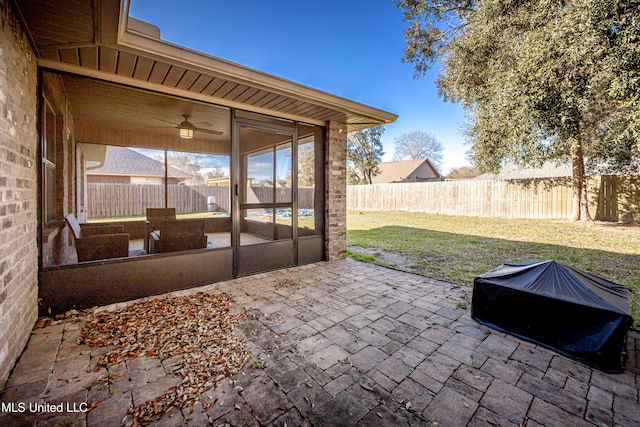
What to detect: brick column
<box><xmin>0</xmin><ymin>0</ymin><xmax>39</xmax><ymax>388</ymax></box>
<box><xmin>325</xmin><ymin>121</ymin><xmax>347</xmax><ymax>260</ymax></box>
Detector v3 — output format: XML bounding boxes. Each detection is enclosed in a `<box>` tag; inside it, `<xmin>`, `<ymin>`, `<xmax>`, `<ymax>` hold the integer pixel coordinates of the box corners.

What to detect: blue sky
<box><xmin>129</xmin><ymin>0</ymin><xmax>470</xmax><ymax>174</ymax></box>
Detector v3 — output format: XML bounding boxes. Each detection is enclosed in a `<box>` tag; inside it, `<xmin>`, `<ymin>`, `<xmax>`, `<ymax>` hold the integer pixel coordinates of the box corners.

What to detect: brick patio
<box><xmin>1</xmin><ymin>259</ymin><xmax>639</xmax><ymax>426</ymax></box>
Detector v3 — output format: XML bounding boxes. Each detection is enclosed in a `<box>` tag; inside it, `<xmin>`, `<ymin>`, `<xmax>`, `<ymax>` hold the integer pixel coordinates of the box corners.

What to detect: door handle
<box><xmin>235</xmin><ymin>183</ymin><xmax>239</xmax><ymax>196</ymax></box>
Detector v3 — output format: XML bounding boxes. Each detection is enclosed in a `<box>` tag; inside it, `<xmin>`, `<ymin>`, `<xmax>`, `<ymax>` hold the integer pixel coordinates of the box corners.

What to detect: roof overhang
<box><xmin>16</xmin><ymin>0</ymin><xmax>397</xmax><ymax>132</ymax></box>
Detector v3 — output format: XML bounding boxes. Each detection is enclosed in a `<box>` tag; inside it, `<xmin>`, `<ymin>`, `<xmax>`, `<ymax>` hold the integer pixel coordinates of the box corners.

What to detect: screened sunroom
<box><xmin>19</xmin><ymin>0</ymin><xmax>396</xmax><ymax>314</ymax></box>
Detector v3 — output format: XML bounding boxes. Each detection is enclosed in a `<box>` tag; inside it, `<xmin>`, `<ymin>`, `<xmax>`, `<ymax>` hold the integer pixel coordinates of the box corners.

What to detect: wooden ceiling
<box><xmin>61</xmin><ymin>74</ymin><xmax>231</xmax><ymax>142</ymax></box>
<box><xmin>16</xmin><ymin>0</ymin><xmax>397</xmax><ymax>132</ymax></box>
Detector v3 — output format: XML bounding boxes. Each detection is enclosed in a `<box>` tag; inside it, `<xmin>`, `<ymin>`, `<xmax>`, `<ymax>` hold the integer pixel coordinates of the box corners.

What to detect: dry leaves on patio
<box><xmin>79</xmin><ymin>291</ymin><xmax>251</xmax><ymax>426</ymax></box>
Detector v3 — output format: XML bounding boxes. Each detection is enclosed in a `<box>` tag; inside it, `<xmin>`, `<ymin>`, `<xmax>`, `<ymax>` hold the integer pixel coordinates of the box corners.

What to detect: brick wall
<box><xmin>0</xmin><ymin>1</ymin><xmax>39</xmax><ymax>387</ymax></box>
<box><xmin>324</xmin><ymin>121</ymin><xmax>347</xmax><ymax>260</ymax></box>
<box><xmin>88</xmin><ymin>175</ymin><xmax>130</xmax><ymax>184</ymax></box>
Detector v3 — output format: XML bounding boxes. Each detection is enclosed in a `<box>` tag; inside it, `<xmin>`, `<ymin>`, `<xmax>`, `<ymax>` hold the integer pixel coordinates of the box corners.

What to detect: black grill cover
<box><xmin>471</xmin><ymin>260</ymin><xmax>633</xmax><ymax>373</ymax></box>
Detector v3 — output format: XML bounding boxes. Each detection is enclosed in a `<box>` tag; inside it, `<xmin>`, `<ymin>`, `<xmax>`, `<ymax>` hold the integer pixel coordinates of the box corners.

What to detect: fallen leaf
<box><xmin>360</xmin><ymin>383</ymin><xmax>375</xmax><ymax>392</ymax></box>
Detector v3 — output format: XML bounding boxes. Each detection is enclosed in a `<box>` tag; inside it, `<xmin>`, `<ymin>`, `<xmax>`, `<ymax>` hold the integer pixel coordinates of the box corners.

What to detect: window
<box><xmin>82</xmin><ymin>145</ymin><xmax>230</xmax><ymax>221</ymax></box>
<box><xmin>42</xmin><ymin>98</ymin><xmax>57</xmax><ymax>225</ymax></box>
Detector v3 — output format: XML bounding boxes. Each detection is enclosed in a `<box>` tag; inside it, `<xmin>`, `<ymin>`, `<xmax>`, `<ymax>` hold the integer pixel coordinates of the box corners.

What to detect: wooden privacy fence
<box><xmin>88</xmin><ymin>184</ymin><xmax>315</xmax><ymax>218</ymax></box>
<box><xmin>347</xmin><ymin>176</ymin><xmax>640</xmax><ymax>222</ymax></box>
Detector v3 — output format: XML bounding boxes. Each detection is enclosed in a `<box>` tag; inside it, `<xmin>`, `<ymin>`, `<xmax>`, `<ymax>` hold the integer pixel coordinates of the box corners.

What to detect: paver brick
<box><xmin>322</xmin><ymin>325</ymin><xmax>367</xmax><ymax>353</ymax></box>
<box><xmin>131</xmin><ymin>375</ymin><xmax>181</xmax><ymax>407</ymax></box>
<box><xmin>435</xmin><ymin>306</ymin><xmax>464</xmax><ymax>321</ymax></box>
<box><xmin>213</xmin><ymin>404</ymin><xmax>259</xmax><ymax>427</ymax></box>
<box><xmin>368</xmin><ymin>368</ymin><xmax>398</xmax><ymax>392</ymax></box>
<box><xmin>270</xmin><ymin>408</ymin><xmax>311</xmax><ymax>427</ymax></box>
<box><xmin>613</xmin><ymin>395</ymin><xmax>640</xmax><ymax>424</ymax></box>
<box><xmin>308</xmin><ymin>390</ymin><xmax>368</xmax><ymax>426</ymax></box>
<box><xmin>549</xmin><ymin>355</ymin><xmax>593</xmax><ymax>382</ymax></box>
<box><xmin>587</xmin><ymin>384</ymin><xmax>614</xmax><ymax>409</ymax></box>
<box><xmin>447</xmin><ymin>331</ymin><xmax>482</xmax><ymax>350</ymax></box>
<box><xmin>392</xmin><ymin>345</ymin><xmax>427</xmax><ymax>368</ymax></box>
<box><xmin>415</xmin><ymin>352</ymin><xmax>461</xmax><ymax>384</ymax></box>
<box><xmin>564</xmin><ymin>375</ymin><xmax>589</xmax><ymax>398</ymax></box>
<box><xmin>344</xmin><ymin>382</ymin><xmax>382</xmax><ymax>410</ymax></box>
<box><xmin>468</xmin><ymin>406</ymin><xmax>516</xmax><ymax>427</ymax></box>
<box><xmin>357</xmin><ymin>405</ymin><xmax>411</xmax><ymax>427</ymax></box>
<box><xmin>343</xmin><ymin>314</ymin><xmax>371</xmax><ymax>330</ymax></box>
<box><xmin>305</xmin><ymin>344</ymin><xmax>350</xmax><ymax>370</ymax></box>
<box><xmin>324</xmin><ymin>374</ymin><xmax>354</xmax><ymax>397</ymax></box>
<box><xmin>392</xmin><ymin>377</ymin><xmax>432</xmax><ymax>411</ymax></box>
<box><xmin>424</xmin><ymin>386</ymin><xmax>477</xmax><ymax>427</ymax></box>
<box><xmin>379</xmin><ymin>339</ymin><xmax>404</xmax><ymax>355</ymax></box>
<box><xmin>297</xmin><ymin>334</ymin><xmax>333</xmax><ymax>356</ymax></box>
<box><xmin>585</xmin><ymin>401</ymin><xmax>614</xmax><ymax>426</ymax></box>
<box><xmin>404</xmin><ymin>335</ymin><xmax>439</xmax><ymax>357</ymax></box>
<box><xmin>385</xmin><ymin>301</ymin><xmax>415</xmax><ymax>318</ymax></box>
<box><xmin>527</xmin><ymin>397</ymin><xmax>594</xmax><ymax>427</ymax></box>
<box><xmin>87</xmin><ymin>391</ymin><xmax>132</xmax><ymax>427</ymax></box>
<box><xmin>268</xmin><ymin>364</ymin><xmax>311</xmax><ymax>393</ymax></box>
<box><xmin>543</xmin><ymin>366</ymin><xmax>568</xmax><ymax>388</ymax></box>
<box><xmin>288</xmin><ymin>378</ymin><xmax>332</xmax><ymax>414</ymax></box>
<box><xmin>368</xmin><ymin>316</ymin><xmax>399</xmax><ymax>335</ymax></box>
<box><xmin>444</xmin><ymin>376</ymin><xmax>484</xmax><ymax>402</ymax></box>
<box><xmin>451</xmin><ymin>364</ymin><xmax>492</xmax><ymax>393</ymax></box>
<box><xmin>517</xmin><ymin>373</ymin><xmax>586</xmax><ymax>416</ymax></box>
<box><xmin>591</xmin><ymin>370</ymin><xmax>638</xmax><ymax>397</ymax></box>
<box><xmin>355</xmin><ymin>326</ymin><xmax>392</xmax><ymax>347</ymax></box>
<box><xmin>453</xmin><ymin>322</ymin><xmax>491</xmax><ymax>341</ymax></box>
<box><xmin>511</xmin><ymin>345</ymin><xmax>553</xmax><ymax>371</ymax></box>
<box><xmin>397</xmin><ymin>312</ymin><xmax>431</xmax><ymax>330</ymax></box>
<box><xmin>475</xmin><ymin>333</ymin><xmax>518</xmax><ymax>360</ymax></box>
<box><xmin>419</xmin><ymin>324</ymin><xmax>455</xmax><ymax>345</ymax></box>
<box><xmin>437</xmin><ymin>341</ymin><xmax>488</xmax><ymax>368</ymax></box>
<box><xmin>242</xmin><ymin>379</ymin><xmax>292</xmax><ymax>425</ymax></box>
<box><xmin>376</xmin><ymin>356</ymin><xmax>413</xmax><ymax>383</ymax></box>
<box><xmin>349</xmin><ymin>346</ymin><xmax>388</xmax><ymax>372</ymax></box>
<box><xmin>480</xmin><ymin>378</ymin><xmax>532</xmax><ymax>424</ymax></box>
<box><xmin>387</xmin><ymin>323</ymin><xmax>422</xmax><ymax>344</ymax></box>
<box><xmin>303</xmin><ymin>364</ymin><xmax>333</xmax><ymax>386</ymax></box>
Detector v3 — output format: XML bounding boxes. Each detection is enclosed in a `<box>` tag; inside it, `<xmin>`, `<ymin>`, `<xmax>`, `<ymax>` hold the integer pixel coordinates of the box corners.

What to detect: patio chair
<box><xmin>146</xmin><ymin>207</ymin><xmax>176</xmax><ymax>221</ymax></box>
<box><xmin>65</xmin><ymin>213</ymin><xmax>130</xmax><ymax>262</ymax></box>
<box><xmin>148</xmin><ymin>219</ymin><xmax>207</xmax><ymax>253</ymax></box>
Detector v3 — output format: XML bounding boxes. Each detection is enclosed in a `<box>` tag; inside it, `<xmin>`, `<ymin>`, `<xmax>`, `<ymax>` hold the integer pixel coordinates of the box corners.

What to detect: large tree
<box><xmin>347</xmin><ymin>127</ymin><xmax>386</xmax><ymax>184</ymax></box>
<box><xmin>393</xmin><ymin>130</ymin><xmax>444</xmax><ymax>170</ymax></box>
<box><xmin>395</xmin><ymin>0</ymin><xmax>640</xmax><ymax>220</ymax></box>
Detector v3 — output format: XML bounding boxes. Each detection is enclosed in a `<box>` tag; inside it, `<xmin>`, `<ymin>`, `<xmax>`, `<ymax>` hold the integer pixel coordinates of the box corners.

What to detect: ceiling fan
<box><xmin>153</xmin><ymin>114</ymin><xmax>223</xmax><ymax>139</ymax></box>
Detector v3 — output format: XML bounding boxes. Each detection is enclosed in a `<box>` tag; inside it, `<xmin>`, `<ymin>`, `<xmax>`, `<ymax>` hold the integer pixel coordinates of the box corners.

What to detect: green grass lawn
<box><xmin>347</xmin><ymin>210</ymin><xmax>640</xmax><ymax>326</ymax></box>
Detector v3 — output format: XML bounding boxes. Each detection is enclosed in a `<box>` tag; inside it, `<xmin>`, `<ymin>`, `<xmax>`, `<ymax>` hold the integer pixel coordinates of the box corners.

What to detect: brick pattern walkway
<box><xmin>1</xmin><ymin>259</ymin><xmax>639</xmax><ymax>426</ymax></box>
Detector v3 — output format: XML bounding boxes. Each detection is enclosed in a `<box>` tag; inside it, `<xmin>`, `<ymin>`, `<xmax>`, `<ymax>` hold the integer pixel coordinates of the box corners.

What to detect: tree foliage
<box><xmin>396</xmin><ymin>0</ymin><xmax>640</xmax><ymax>220</ymax></box>
<box><xmin>447</xmin><ymin>166</ymin><xmax>481</xmax><ymax>179</ymax></box>
<box><xmin>347</xmin><ymin>127</ymin><xmax>386</xmax><ymax>184</ymax></box>
<box><xmin>298</xmin><ymin>143</ymin><xmax>315</xmax><ymax>187</ymax></box>
<box><xmin>393</xmin><ymin>130</ymin><xmax>444</xmax><ymax>170</ymax></box>
<box><xmin>160</xmin><ymin>152</ymin><xmax>226</xmax><ymax>184</ymax></box>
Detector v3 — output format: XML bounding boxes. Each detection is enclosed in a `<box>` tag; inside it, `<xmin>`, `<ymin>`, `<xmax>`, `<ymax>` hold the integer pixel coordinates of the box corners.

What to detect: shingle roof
<box><xmin>470</xmin><ymin>159</ymin><xmax>637</xmax><ymax>180</ymax></box>
<box><xmin>473</xmin><ymin>161</ymin><xmax>573</xmax><ymax>180</ymax></box>
<box><xmin>88</xmin><ymin>146</ymin><xmax>191</xmax><ymax>179</ymax></box>
<box><xmin>372</xmin><ymin>159</ymin><xmax>442</xmax><ymax>184</ymax></box>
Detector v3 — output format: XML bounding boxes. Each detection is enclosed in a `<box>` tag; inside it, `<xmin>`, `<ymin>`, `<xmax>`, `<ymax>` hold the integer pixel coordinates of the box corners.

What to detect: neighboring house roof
<box><xmin>372</xmin><ymin>159</ymin><xmax>443</xmax><ymax>184</ymax></box>
<box><xmin>87</xmin><ymin>146</ymin><xmax>191</xmax><ymax>179</ymax></box>
<box><xmin>474</xmin><ymin>162</ymin><xmax>573</xmax><ymax>180</ymax></box>
<box><xmin>472</xmin><ymin>160</ymin><xmax>640</xmax><ymax>180</ymax></box>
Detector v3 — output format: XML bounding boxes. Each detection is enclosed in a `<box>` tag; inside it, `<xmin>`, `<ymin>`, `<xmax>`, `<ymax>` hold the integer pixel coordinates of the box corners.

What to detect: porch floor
<box><xmin>1</xmin><ymin>260</ymin><xmax>639</xmax><ymax>426</ymax></box>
